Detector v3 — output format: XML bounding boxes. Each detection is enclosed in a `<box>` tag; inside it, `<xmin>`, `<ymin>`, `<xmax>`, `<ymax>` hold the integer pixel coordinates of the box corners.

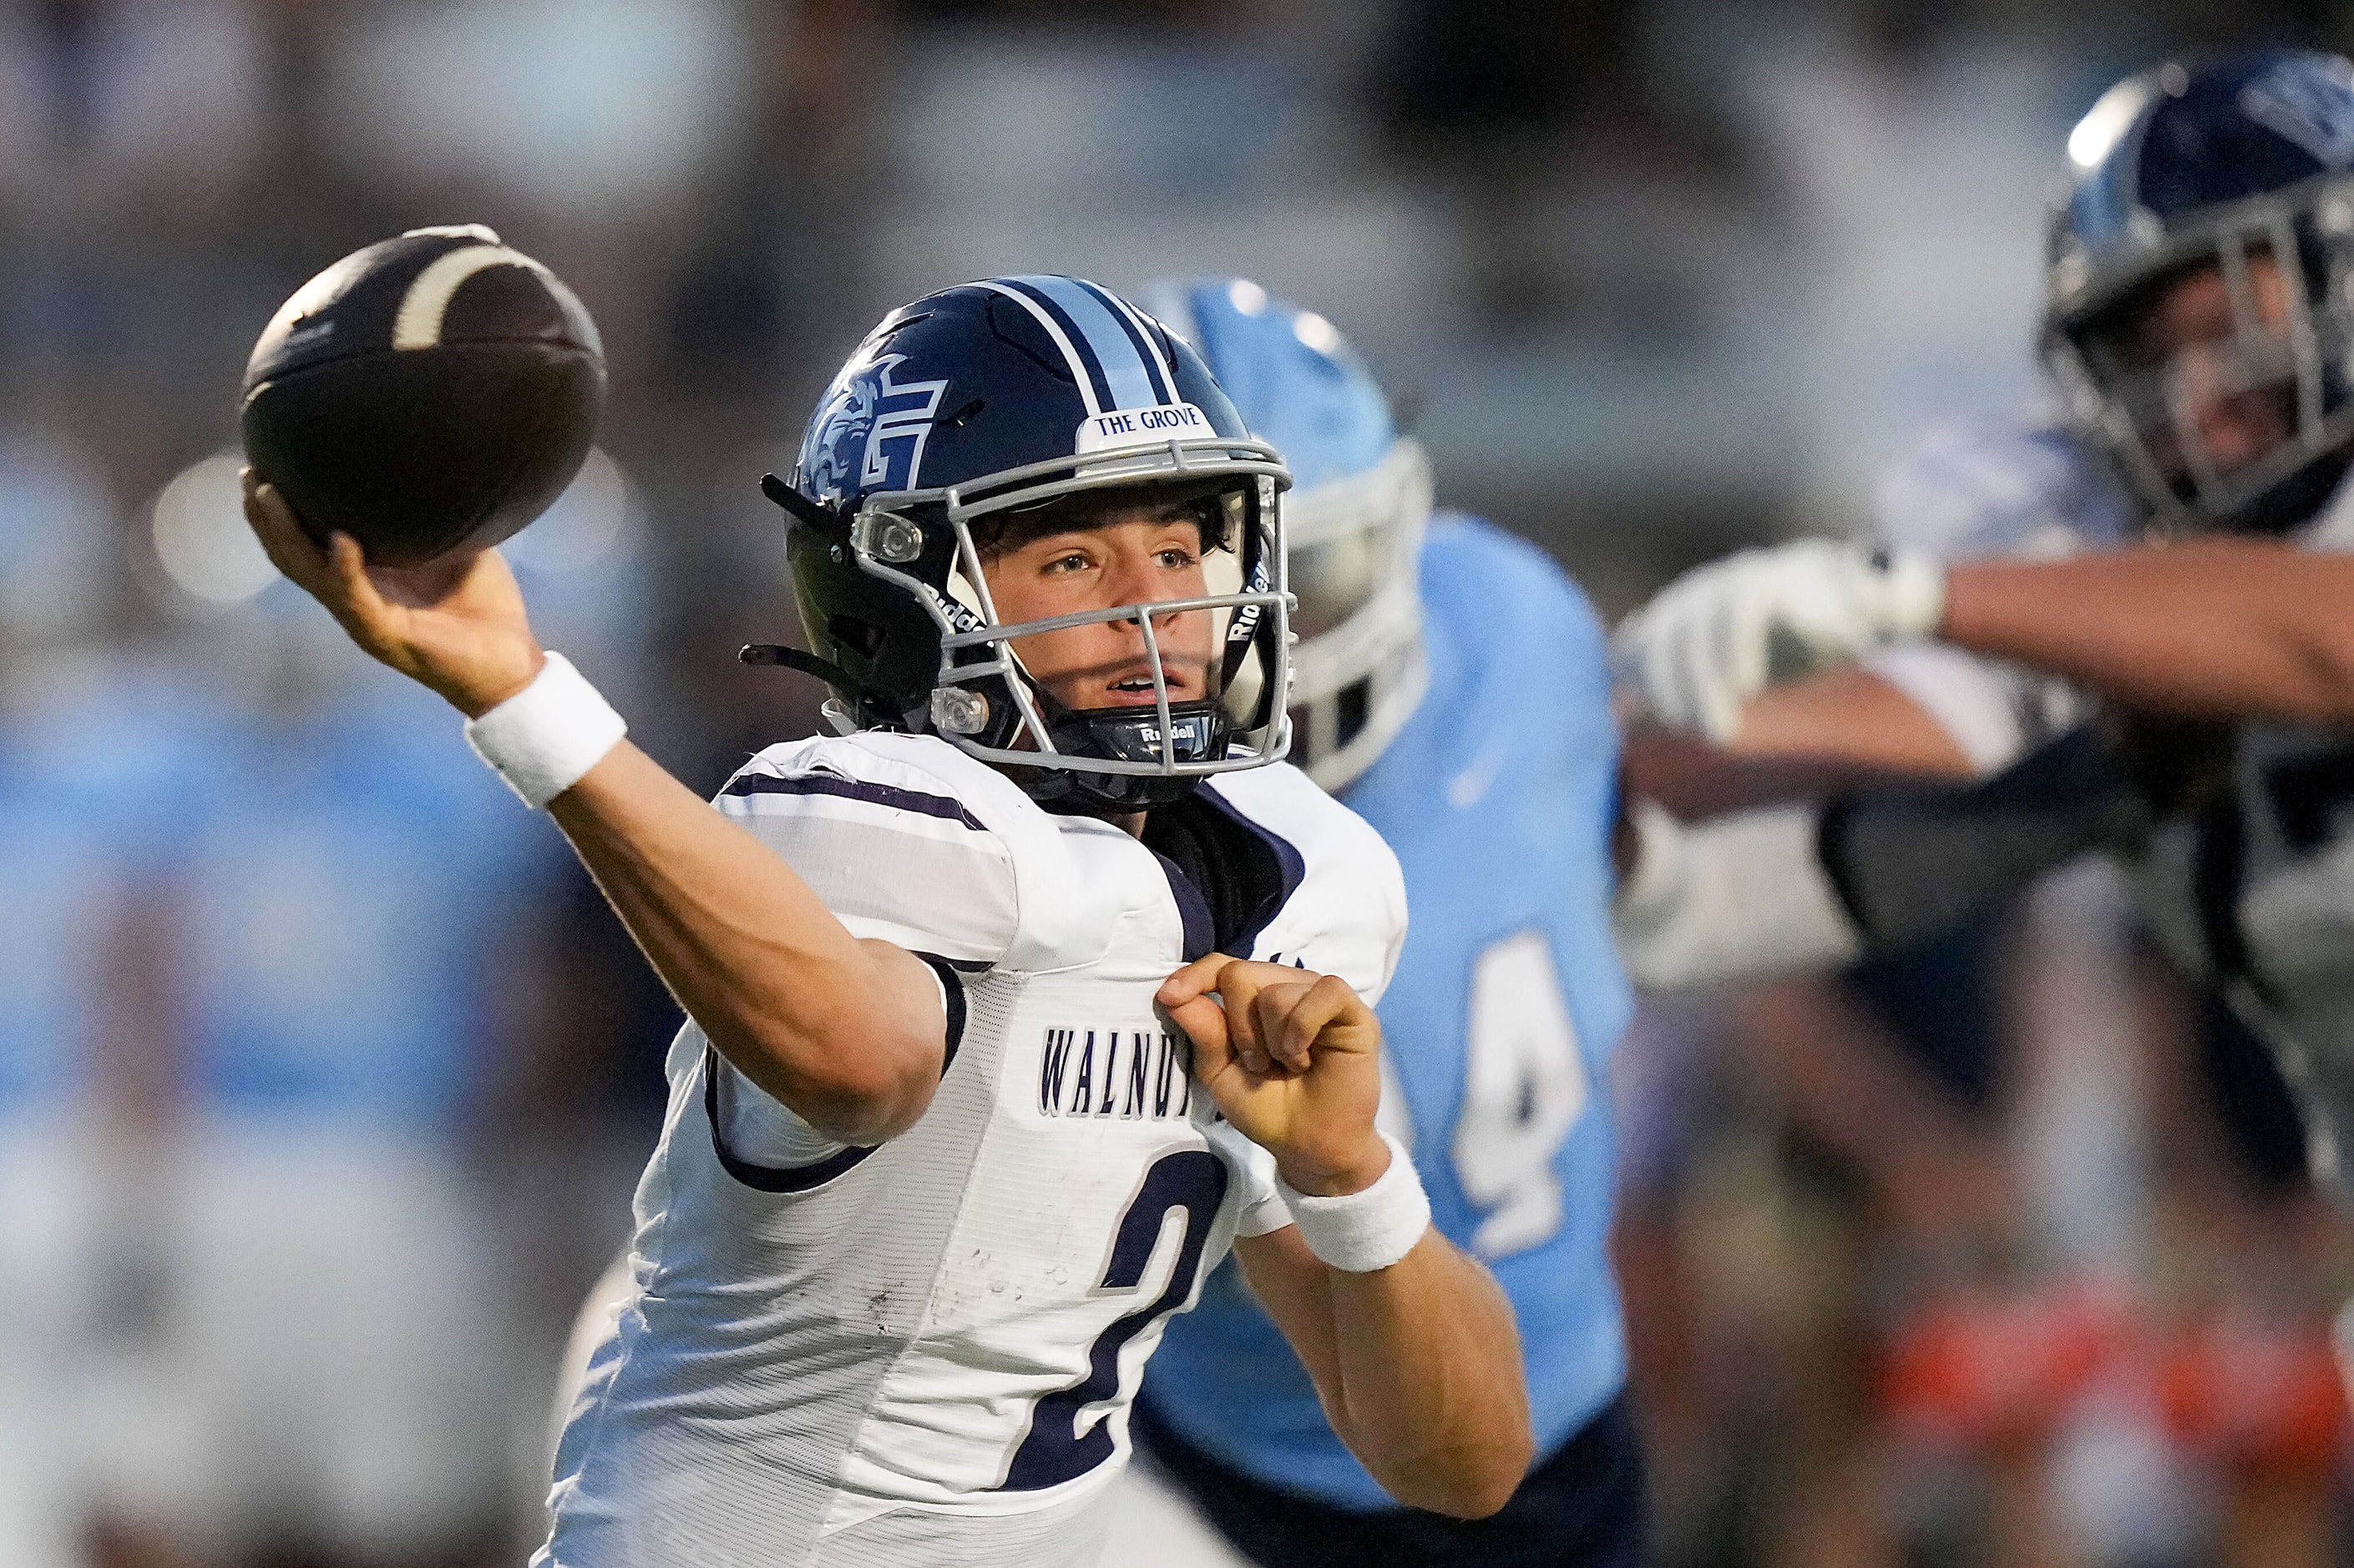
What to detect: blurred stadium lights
<box><xmin>504</xmin><ymin>447</ymin><xmax>640</xmax><ymax>575</ymax></box>
<box><xmin>151</xmin><ymin>452</ymin><xmax>274</xmax><ymax>607</ymax></box>
<box><xmin>1292</xmin><ymin>310</ymin><xmax>1343</xmax><ymax>354</ymax></box>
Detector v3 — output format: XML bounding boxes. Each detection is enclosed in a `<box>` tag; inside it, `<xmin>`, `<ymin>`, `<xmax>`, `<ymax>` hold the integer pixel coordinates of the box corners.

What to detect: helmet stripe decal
<box><xmin>1132</xmin><ymin>281</ymin><xmax>1203</xmax><ymax>358</ymax></box>
<box><xmin>980</xmin><ymin>281</ymin><xmax>1110</xmax><ymax>416</ymax></box>
<box><xmin>1086</xmin><ymin>282</ymin><xmax>1179</xmax><ymax>405</ymax></box>
<box><xmin>1005</xmin><ymin>276</ymin><xmax>1165</xmax><ymax>412</ymax></box>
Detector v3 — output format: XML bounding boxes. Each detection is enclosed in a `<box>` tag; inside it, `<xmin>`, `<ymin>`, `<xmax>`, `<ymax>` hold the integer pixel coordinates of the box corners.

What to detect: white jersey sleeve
<box><xmin>1205</xmin><ymin>1120</ymin><xmax>1290</xmax><ymax>1238</ymax></box>
<box><xmin>699</xmin><ymin>735</ymin><xmax>1025</xmax><ymax>1166</ymax></box>
<box><xmin>1865</xmin><ymin>412</ymin><xmax>2138</xmax><ymax>774</ymax></box>
<box><xmin>716</xmin><ymin>736</ymin><xmax>1024</xmax><ymax>961</ymax></box>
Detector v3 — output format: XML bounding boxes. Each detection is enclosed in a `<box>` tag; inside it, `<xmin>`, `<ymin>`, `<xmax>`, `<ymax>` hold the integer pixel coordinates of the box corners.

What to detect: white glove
<box><xmin>1611</xmin><ymin>539</ymin><xmax>1946</xmax><ymax>741</ymax></box>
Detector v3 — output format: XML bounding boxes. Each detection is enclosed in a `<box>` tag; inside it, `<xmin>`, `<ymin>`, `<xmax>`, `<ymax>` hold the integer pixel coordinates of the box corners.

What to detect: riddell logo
<box><xmin>1037</xmin><ymin>1028</ymin><xmax>1193</xmax><ymax>1120</ymax></box>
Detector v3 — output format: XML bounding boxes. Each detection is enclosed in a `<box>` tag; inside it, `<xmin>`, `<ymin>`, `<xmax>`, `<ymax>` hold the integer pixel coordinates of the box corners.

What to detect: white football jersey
<box><xmin>536</xmin><ymin>732</ymin><xmax>1405</xmax><ymax>1568</ymax></box>
<box><xmin>1869</xmin><ymin>411</ymin><xmax>2354</xmax><ymax>1183</ymax></box>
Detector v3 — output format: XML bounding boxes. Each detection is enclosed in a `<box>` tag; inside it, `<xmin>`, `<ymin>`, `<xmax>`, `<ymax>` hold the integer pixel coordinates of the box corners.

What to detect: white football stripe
<box><xmin>392</xmin><ymin>244</ymin><xmax>554</xmax><ymax>351</ymax></box>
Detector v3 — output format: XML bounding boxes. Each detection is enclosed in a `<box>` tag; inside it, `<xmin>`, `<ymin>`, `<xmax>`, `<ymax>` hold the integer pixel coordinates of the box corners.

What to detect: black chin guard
<box><xmin>1006</xmin><ymin>697</ymin><xmax>1232</xmax><ymax>815</ymax></box>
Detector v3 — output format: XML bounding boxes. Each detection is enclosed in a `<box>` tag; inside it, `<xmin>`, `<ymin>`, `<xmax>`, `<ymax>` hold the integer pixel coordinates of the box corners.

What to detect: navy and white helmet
<box><xmin>2043</xmin><ymin>50</ymin><xmax>2354</xmax><ymax>534</ymax></box>
<box><xmin>765</xmin><ymin>276</ymin><xmax>1293</xmax><ymax>814</ymax></box>
<box><xmin>1138</xmin><ymin>278</ymin><xmax>1431</xmax><ymax>792</ymax></box>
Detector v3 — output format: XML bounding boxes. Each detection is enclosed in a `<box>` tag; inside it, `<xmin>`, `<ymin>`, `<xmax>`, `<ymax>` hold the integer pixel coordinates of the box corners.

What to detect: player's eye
<box><xmin>1041</xmin><ymin>550</ymin><xmax>1092</xmax><ymax>574</ymax></box>
<box><xmin>1155</xmin><ymin>545</ymin><xmax>1197</xmax><ymax>569</ymax></box>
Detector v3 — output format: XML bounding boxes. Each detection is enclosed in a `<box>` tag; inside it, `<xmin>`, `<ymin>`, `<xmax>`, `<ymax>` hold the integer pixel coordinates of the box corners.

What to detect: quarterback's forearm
<box><xmin>1238</xmin><ymin>1227</ymin><xmax>1532</xmax><ymax>1518</ymax></box>
<box><xmin>549</xmin><ymin>743</ymin><xmax>944</xmax><ymax>1142</ymax></box>
<box><xmin>1941</xmin><ymin>540</ymin><xmax>2354</xmax><ymax>726</ymax></box>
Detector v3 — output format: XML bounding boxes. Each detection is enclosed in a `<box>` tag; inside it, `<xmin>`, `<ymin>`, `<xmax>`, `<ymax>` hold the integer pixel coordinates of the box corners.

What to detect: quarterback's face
<box><xmin>981</xmin><ymin>500</ymin><xmax>1216</xmax><ymax>711</ymax></box>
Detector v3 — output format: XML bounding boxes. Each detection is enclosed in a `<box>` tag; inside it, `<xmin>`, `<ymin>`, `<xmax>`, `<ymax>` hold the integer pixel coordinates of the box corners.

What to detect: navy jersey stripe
<box><xmin>704</xmin><ymin>1054</ymin><xmax>877</xmax><ymax>1193</ymax></box>
<box><xmin>999</xmin><ymin>278</ymin><xmax>1119</xmax><ymax>411</ymax></box>
<box><xmin>720</xmin><ymin>771</ymin><xmax>987</xmax><ymax>832</ymax></box>
<box><xmin>703</xmin><ymin>954</ymin><xmax>969</xmax><ymax>1194</ymax></box>
<box><xmin>1152</xmin><ymin>852</ymin><xmax>1219</xmax><ymax>964</ymax></box>
<box><xmin>1196</xmin><ymin>787</ymin><xmax>1307</xmax><ymax>956</ymax></box>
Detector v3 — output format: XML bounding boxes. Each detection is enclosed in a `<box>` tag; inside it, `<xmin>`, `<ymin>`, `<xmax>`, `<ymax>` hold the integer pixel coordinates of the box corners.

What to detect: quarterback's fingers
<box><xmin>1248</xmin><ymin>980</ymin><xmax>1314</xmax><ymax>1075</ymax></box>
<box><xmin>1265</xmin><ymin>973</ymin><xmax>1367</xmax><ymax>1072</ymax></box>
<box><xmin>1160</xmin><ymin>992</ymin><xmax>1233</xmax><ymax>1079</ymax></box>
<box><xmin>1162</xmin><ymin>957</ymin><xmax>1296</xmax><ymax>1076</ymax></box>
<box><xmin>1156</xmin><ymin>953</ymin><xmax>1236</xmax><ymax>1011</ymax></box>
<box><xmin>324</xmin><ymin>532</ymin><xmax>401</xmax><ymax>649</ymax></box>
<box><xmin>1217</xmin><ymin>969</ymin><xmax>1273</xmax><ymax>1075</ymax></box>
<box><xmin>1160</xmin><ymin>955</ymin><xmax>1260</xmax><ymax>1076</ymax></box>
<box><xmin>242</xmin><ymin>473</ymin><xmax>334</xmax><ymax>596</ymax></box>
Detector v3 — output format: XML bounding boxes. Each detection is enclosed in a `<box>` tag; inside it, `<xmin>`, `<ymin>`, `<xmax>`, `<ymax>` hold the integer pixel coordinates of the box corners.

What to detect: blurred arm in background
<box><xmin>1938</xmin><ymin>539</ymin><xmax>2354</xmax><ymax>729</ymax></box>
<box><xmin>1617</xmin><ymin>535</ymin><xmax>2354</xmax><ymax>746</ymax></box>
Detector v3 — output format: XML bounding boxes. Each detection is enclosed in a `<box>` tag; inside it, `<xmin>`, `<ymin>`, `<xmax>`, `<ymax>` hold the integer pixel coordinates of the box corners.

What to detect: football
<box><xmin>240</xmin><ymin>225</ymin><xmax>606</xmax><ymax>569</ymax></box>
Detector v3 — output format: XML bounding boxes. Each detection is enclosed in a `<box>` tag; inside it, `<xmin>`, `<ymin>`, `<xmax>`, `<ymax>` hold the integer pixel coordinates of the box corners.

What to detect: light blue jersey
<box><xmin>0</xmin><ymin>658</ymin><xmax>218</xmax><ymax>1121</ymax></box>
<box><xmin>177</xmin><ymin>665</ymin><xmax>556</xmax><ymax>1128</ymax></box>
<box><xmin>1141</xmin><ymin>513</ymin><xmax>1636</xmax><ymax>1509</ymax></box>
<box><xmin>0</xmin><ymin>639</ymin><xmax>563</xmax><ymax>1134</ymax></box>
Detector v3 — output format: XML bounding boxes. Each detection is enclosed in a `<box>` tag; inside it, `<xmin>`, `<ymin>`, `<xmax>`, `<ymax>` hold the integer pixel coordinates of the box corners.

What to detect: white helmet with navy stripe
<box><xmin>1139</xmin><ymin>277</ymin><xmax>1430</xmax><ymax>792</ymax></box>
<box><xmin>758</xmin><ymin>275</ymin><xmax>1294</xmax><ymax>814</ymax></box>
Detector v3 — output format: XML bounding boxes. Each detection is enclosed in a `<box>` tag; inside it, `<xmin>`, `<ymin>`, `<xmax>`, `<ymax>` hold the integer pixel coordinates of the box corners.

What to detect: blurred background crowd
<box><xmin>6</xmin><ymin>2</ymin><xmax>2354</xmax><ymax>1565</ymax></box>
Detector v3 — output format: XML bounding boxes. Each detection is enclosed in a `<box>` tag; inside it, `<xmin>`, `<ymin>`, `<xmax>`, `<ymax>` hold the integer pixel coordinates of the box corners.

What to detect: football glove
<box><xmin>1611</xmin><ymin>539</ymin><xmax>1946</xmax><ymax>741</ymax></box>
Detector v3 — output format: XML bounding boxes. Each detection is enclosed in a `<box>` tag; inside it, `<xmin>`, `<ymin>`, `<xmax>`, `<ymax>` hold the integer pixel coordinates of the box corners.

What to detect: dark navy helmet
<box><xmin>1139</xmin><ymin>277</ymin><xmax>1431</xmax><ymax>792</ymax></box>
<box><xmin>2042</xmin><ymin>50</ymin><xmax>2354</xmax><ymax>534</ymax></box>
<box><xmin>762</xmin><ymin>276</ymin><xmax>1293</xmax><ymax>813</ymax></box>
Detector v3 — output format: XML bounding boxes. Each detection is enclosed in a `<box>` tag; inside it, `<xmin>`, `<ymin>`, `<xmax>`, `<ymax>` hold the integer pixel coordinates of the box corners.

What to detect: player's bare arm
<box><xmin>1935</xmin><ymin>539</ymin><xmax>2354</xmax><ymax>726</ymax></box>
<box><xmin>1614</xmin><ymin>532</ymin><xmax>2354</xmax><ymax>743</ymax></box>
<box><xmin>1159</xmin><ymin>955</ymin><xmax>1536</xmax><ymax>1518</ymax></box>
<box><xmin>245</xmin><ymin>473</ymin><xmax>947</xmax><ymax>1145</ymax></box>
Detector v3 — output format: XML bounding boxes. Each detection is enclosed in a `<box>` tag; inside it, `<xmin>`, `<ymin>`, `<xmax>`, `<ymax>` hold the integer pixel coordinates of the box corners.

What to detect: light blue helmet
<box><xmin>1136</xmin><ymin>278</ymin><xmax>1431</xmax><ymax>791</ymax></box>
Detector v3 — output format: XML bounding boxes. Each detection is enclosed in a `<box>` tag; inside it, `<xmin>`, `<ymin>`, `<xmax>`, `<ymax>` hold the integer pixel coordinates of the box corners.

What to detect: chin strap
<box><xmin>758</xmin><ymin>472</ymin><xmax>841</xmax><ymax>529</ymax></box>
<box><xmin>739</xmin><ymin>645</ymin><xmax>877</xmax><ymax>736</ymax></box>
<box><xmin>738</xmin><ymin>643</ymin><xmax>863</xmax><ymax>689</ymax></box>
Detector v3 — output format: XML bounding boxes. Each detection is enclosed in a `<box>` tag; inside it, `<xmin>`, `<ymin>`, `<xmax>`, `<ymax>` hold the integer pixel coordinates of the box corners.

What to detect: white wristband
<box><xmin>1875</xmin><ymin>550</ymin><xmax>1948</xmax><ymax>641</ymax></box>
<box><xmin>463</xmin><ymin>651</ymin><xmax>626</xmax><ymax>809</ymax></box>
<box><xmin>1276</xmin><ymin>1133</ymin><xmax>1431</xmax><ymax>1273</ymax></box>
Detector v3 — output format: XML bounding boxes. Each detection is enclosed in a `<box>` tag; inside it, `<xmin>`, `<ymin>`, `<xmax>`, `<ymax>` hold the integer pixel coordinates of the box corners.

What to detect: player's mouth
<box><xmin>1100</xmin><ymin>666</ymin><xmax>1197</xmax><ymax>706</ymax></box>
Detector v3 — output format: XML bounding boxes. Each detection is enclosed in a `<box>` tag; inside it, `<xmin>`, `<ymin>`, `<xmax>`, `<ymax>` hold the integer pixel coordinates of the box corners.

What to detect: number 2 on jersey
<box><xmin>997</xmin><ymin>1148</ymin><xmax>1229</xmax><ymax>1491</ymax></box>
<box><xmin>1452</xmin><ymin>931</ymin><xmax>1588</xmax><ymax>1259</ymax></box>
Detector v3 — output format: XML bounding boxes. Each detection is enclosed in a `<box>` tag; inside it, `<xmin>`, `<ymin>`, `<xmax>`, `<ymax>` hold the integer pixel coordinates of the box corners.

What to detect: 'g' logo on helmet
<box><xmin>800</xmin><ymin>354</ymin><xmax>949</xmax><ymax>504</ymax></box>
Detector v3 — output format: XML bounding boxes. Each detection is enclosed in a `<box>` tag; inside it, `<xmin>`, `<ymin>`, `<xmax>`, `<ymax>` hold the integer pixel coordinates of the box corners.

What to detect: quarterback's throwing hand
<box><xmin>1611</xmin><ymin>539</ymin><xmax>1946</xmax><ymax>742</ymax></box>
<box><xmin>1157</xmin><ymin>955</ymin><xmax>1388</xmax><ymax>1196</ymax></box>
<box><xmin>243</xmin><ymin>468</ymin><xmax>546</xmax><ymax>717</ymax></box>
